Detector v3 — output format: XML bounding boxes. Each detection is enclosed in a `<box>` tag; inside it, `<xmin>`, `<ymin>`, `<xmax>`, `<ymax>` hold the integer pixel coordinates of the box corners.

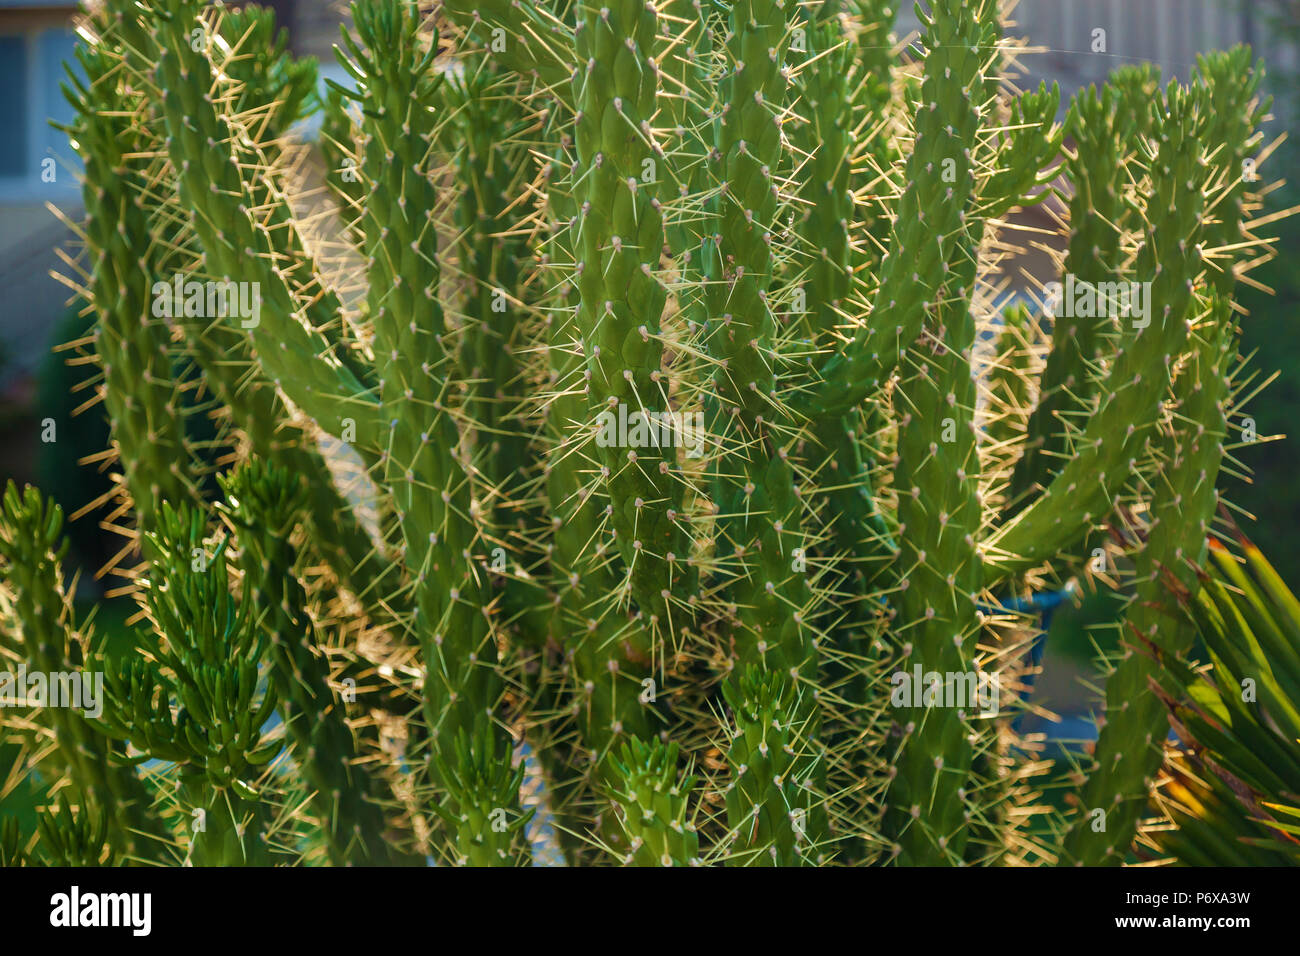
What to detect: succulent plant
<box><xmin>1150</xmin><ymin>530</ymin><xmax>1300</xmax><ymax>865</ymax></box>
<box><xmin>0</xmin><ymin>0</ymin><xmax>1286</xmax><ymax>868</ymax></box>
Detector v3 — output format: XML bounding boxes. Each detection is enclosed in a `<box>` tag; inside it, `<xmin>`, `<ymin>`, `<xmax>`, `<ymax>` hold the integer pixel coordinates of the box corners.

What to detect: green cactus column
<box><xmin>337</xmin><ymin>0</ymin><xmax>530</xmax><ymax>865</ymax></box>
<box><xmin>1010</xmin><ymin>71</ymin><xmax>1153</xmax><ymax>504</ymax></box>
<box><xmin>0</xmin><ymin>483</ymin><xmax>167</xmax><ymax>861</ymax></box>
<box><xmin>1066</xmin><ymin>52</ymin><xmax>1266</xmax><ymax>865</ymax></box>
<box><xmin>321</xmin><ymin>87</ymin><xmax>365</xmax><ymax>244</ymax></box>
<box><xmin>982</xmin><ymin>86</ymin><xmax>1214</xmax><ymax>579</ymax></box>
<box><xmin>219</xmin><ymin>462</ymin><xmax>400</xmax><ymax>865</ymax></box>
<box><xmin>793</xmin><ymin>5</ymin><xmax>893</xmax><ymax>572</ymax></box>
<box><xmin>883</xmin><ymin>232</ymin><xmax>984</xmax><ymax>865</ymax></box>
<box><xmin>795</xmin><ymin>0</ymin><xmax>998</xmax><ymax>420</ymax></box>
<box><xmin>530</xmin><ymin>116</ymin><xmax>661</xmax><ymax>861</ymax></box>
<box><xmin>446</xmin><ymin>66</ymin><xmax>536</xmax><ymax>531</ymax></box>
<box><xmin>149</xmin><ymin>1</ymin><xmax>379</xmax><ymax>442</ymax></box>
<box><xmin>786</xmin><ymin>4</ymin><xmax>895</xmax><ymax>864</ymax></box>
<box><xmin>126</xmin><ymin>0</ymin><xmax>403</xmax><ymax>635</ymax></box>
<box><xmin>62</xmin><ymin>20</ymin><xmax>196</xmax><ymax>543</ymax></box>
<box><xmin>570</xmin><ymin>0</ymin><xmax>694</xmax><ymax>646</ymax></box>
<box><xmin>1066</xmin><ymin>296</ymin><xmax>1233</xmax><ymax>865</ymax></box>
<box><xmin>704</xmin><ymin>0</ymin><xmax>803</xmax><ymax>674</ymax></box>
<box><xmin>696</xmin><ymin>0</ymin><xmax>828</xmax><ymax>864</ymax></box>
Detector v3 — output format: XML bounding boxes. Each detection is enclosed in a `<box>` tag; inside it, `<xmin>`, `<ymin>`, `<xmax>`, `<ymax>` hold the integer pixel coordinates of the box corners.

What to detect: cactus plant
<box><xmin>0</xmin><ymin>0</ymin><xmax>1288</xmax><ymax>868</ymax></box>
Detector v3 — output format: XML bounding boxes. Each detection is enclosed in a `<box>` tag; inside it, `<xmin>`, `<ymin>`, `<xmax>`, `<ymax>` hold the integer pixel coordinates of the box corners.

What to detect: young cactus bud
<box><xmin>607</xmin><ymin>738</ymin><xmax>701</xmax><ymax>866</ymax></box>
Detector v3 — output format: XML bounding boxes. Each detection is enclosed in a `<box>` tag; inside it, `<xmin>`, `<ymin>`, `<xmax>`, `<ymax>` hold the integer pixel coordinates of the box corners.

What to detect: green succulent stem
<box><xmin>570</xmin><ymin>0</ymin><xmax>694</xmax><ymax>645</ymax></box>
<box><xmin>983</xmin><ymin>84</ymin><xmax>1213</xmax><ymax>580</ymax></box>
<box><xmin>220</xmin><ymin>462</ymin><xmax>399</xmax><ymax>865</ymax></box>
<box><xmin>64</xmin><ymin>35</ymin><xmax>197</xmax><ymax>538</ymax></box>
<box><xmin>607</xmin><ymin>737</ymin><xmax>700</xmax><ymax>866</ymax></box>
<box><xmin>1067</xmin><ymin>295</ymin><xmax>1234</xmax><ymax>865</ymax></box>
<box><xmin>794</xmin><ymin>0</ymin><xmax>997</xmax><ymax>420</ymax></box>
<box><xmin>336</xmin><ymin>0</ymin><xmax>529</xmax><ymax>865</ymax></box>
<box><xmin>0</xmin><ymin>483</ymin><xmax>167</xmax><ymax>862</ymax></box>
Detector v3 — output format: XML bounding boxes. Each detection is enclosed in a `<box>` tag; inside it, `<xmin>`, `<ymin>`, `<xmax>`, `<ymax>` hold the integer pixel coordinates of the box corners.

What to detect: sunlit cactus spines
<box><xmin>0</xmin><ymin>0</ymin><xmax>1290</xmax><ymax>869</ymax></box>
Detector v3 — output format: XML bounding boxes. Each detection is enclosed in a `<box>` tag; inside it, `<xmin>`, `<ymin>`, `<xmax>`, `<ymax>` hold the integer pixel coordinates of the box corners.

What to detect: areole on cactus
<box><xmin>0</xmin><ymin>0</ymin><xmax>1285</xmax><ymax>868</ymax></box>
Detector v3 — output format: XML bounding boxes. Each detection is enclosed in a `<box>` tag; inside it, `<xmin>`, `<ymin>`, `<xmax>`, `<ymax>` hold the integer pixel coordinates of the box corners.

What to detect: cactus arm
<box><xmin>1191</xmin><ymin>47</ymin><xmax>1268</xmax><ymax>299</ymax></box>
<box><xmin>447</xmin><ymin>68</ymin><xmax>537</xmax><ymax>525</ymax></box>
<box><xmin>793</xmin><ymin>7</ymin><xmax>898</xmax><ymax>583</ymax></box>
<box><xmin>696</xmin><ymin>0</ymin><xmax>833</xmax><ymax>862</ymax></box>
<box><xmin>606</xmin><ymin>738</ymin><xmax>700</xmax><ymax>865</ymax></box>
<box><xmin>569</xmin><ymin>1</ymin><xmax>694</xmax><ymax>645</ymax></box>
<box><xmin>982</xmin><ymin>85</ymin><xmax>1212</xmax><ymax>581</ymax></box>
<box><xmin>1010</xmin><ymin>72</ymin><xmax>1154</xmax><ymax>505</ymax></box>
<box><xmin>974</xmin><ymin>81</ymin><xmax>1062</xmax><ymax>220</ymax></box>
<box><xmin>0</xmin><ymin>483</ymin><xmax>169</xmax><ymax>862</ymax></box>
<box><xmin>846</xmin><ymin>0</ymin><xmax>901</xmax><ymax>276</ymax></box>
<box><xmin>794</xmin><ymin>11</ymin><xmax>896</xmax><ymax>788</ymax></box>
<box><xmin>212</xmin><ymin>13</ymin><xmax>376</xmax><ymax>394</ymax></box>
<box><xmin>530</xmin><ymin>128</ymin><xmax>662</xmax><ymax>861</ymax></box>
<box><xmin>1066</xmin><ymin>294</ymin><xmax>1233</xmax><ymax>864</ymax></box>
<box><xmin>564</xmin><ymin>3</ymin><xmax>696</xmax><ymax>647</ymax></box>
<box><xmin>703</xmin><ymin>0</ymin><xmax>807</xmax><ymax>675</ymax></box>
<box><xmin>792</xmin><ymin>0</ymin><xmax>996</xmax><ymax>420</ymax></box>
<box><xmin>656</xmin><ymin>0</ymin><xmax>714</xmax><ymax>260</ymax></box>
<box><xmin>62</xmin><ymin>40</ymin><xmax>197</xmax><ymax>533</ymax></box>
<box><xmin>218</xmin><ymin>463</ymin><xmax>399</xmax><ymax>866</ymax></box>
<box><xmin>149</xmin><ymin>0</ymin><xmax>381</xmax><ymax>447</ymax></box>
<box><xmin>883</xmin><ymin>222</ymin><xmax>985</xmax><ymax>865</ymax></box>
<box><xmin>113</xmin><ymin>2</ymin><xmax>395</xmax><ymax>623</ymax></box>
<box><xmin>337</xmin><ymin>0</ymin><xmax>528</xmax><ymax>865</ymax></box>
<box><xmin>1067</xmin><ymin>51</ymin><xmax>1266</xmax><ymax>864</ymax></box>
<box><xmin>791</xmin><ymin>2</ymin><xmax>855</xmax><ymax>346</ymax></box>
<box><xmin>214</xmin><ymin>5</ymin><xmax>318</xmax><ymax>143</ymax></box>
<box><xmin>442</xmin><ymin>65</ymin><xmax>558</xmax><ymax>658</ymax></box>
